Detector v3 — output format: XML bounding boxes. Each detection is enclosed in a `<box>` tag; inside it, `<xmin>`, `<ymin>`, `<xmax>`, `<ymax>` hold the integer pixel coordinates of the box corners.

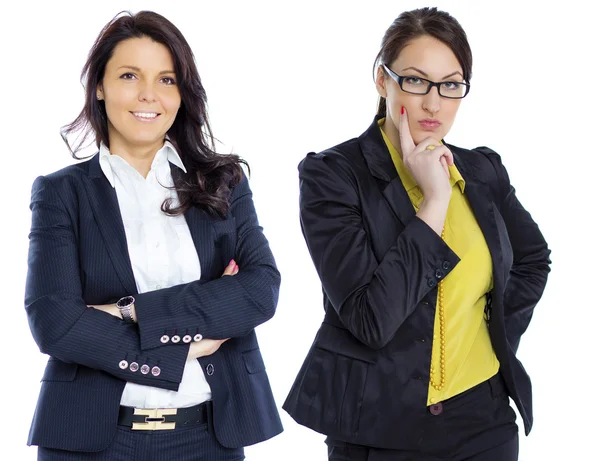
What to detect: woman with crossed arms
<box><xmin>25</xmin><ymin>11</ymin><xmax>281</xmax><ymax>461</ymax></box>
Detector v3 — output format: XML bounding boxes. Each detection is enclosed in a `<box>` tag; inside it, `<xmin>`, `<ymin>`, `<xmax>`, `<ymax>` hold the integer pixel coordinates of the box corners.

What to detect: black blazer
<box><xmin>283</xmin><ymin>118</ymin><xmax>551</xmax><ymax>449</ymax></box>
<box><xmin>25</xmin><ymin>154</ymin><xmax>283</xmax><ymax>451</ymax></box>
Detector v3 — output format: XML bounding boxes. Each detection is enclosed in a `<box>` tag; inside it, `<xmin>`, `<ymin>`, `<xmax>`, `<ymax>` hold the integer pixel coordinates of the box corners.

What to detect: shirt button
<box><xmin>193</xmin><ymin>334</ymin><xmax>203</xmax><ymax>342</ymax></box>
<box><xmin>129</xmin><ymin>362</ymin><xmax>139</xmax><ymax>372</ymax></box>
<box><xmin>160</xmin><ymin>335</ymin><xmax>170</xmax><ymax>344</ymax></box>
<box><xmin>119</xmin><ymin>360</ymin><xmax>128</xmax><ymax>370</ymax></box>
<box><xmin>171</xmin><ymin>335</ymin><xmax>181</xmax><ymax>344</ymax></box>
<box><xmin>183</xmin><ymin>335</ymin><xmax>192</xmax><ymax>343</ymax></box>
<box><xmin>151</xmin><ymin>366</ymin><xmax>161</xmax><ymax>377</ymax></box>
<box><xmin>140</xmin><ymin>364</ymin><xmax>150</xmax><ymax>375</ymax></box>
<box><xmin>206</xmin><ymin>364</ymin><xmax>215</xmax><ymax>376</ymax></box>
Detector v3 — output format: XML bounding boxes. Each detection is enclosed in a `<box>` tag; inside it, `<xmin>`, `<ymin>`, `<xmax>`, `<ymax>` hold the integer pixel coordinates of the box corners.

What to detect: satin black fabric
<box><xmin>325</xmin><ymin>374</ymin><xmax>518</xmax><ymax>460</ymax></box>
<box><xmin>283</xmin><ymin>117</ymin><xmax>551</xmax><ymax>449</ymax></box>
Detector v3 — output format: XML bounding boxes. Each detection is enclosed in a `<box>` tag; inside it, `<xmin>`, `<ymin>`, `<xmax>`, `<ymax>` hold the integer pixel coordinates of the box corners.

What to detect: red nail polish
<box><xmin>229</xmin><ymin>259</ymin><xmax>235</xmax><ymax>266</ymax></box>
<box><xmin>401</xmin><ymin>106</ymin><xmax>405</xmax><ymax>115</ymax></box>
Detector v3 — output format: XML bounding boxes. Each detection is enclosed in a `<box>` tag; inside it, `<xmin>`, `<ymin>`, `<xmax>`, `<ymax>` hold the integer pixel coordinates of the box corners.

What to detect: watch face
<box><xmin>117</xmin><ymin>296</ymin><xmax>135</xmax><ymax>308</ymax></box>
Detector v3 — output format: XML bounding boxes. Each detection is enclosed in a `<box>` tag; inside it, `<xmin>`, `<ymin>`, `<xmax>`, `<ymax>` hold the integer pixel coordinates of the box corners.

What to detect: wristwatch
<box><xmin>116</xmin><ymin>296</ymin><xmax>136</xmax><ymax>324</ymax></box>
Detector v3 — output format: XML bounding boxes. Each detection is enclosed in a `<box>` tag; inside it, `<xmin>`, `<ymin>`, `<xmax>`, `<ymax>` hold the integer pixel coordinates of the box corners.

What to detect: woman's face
<box><xmin>376</xmin><ymin>35</ymin><xmax>464</xmax><ymax>144</ymax></box>
<box><xmin>97</xmin><ymin>36</ymin><xmax>181</xmax><ymax>152</ymax></box>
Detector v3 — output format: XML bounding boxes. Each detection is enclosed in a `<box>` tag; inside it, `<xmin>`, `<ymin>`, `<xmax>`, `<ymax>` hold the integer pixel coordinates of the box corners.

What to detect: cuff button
<box><xmin>140</xmin><ymin>364</ymin><xmax>150</xmax><ymax>375</ymax></box>
<box><xmin>160</xmin><ymin>335</ymin><xmax>170</xmax><ymax>344</ymax></box>
<box><xmin>118</xmin><ymin>360</ymin><xmax>128</xmax><ymax>370</ymax></box>
<box><xmin>183</xmin><ymin>335</ymin><xmax>192</xmax><ymax>343</ymax></box>
<box><xmin>171</xmin><ymin>335</ymin><xmax>181</xmax><ymax>344</ymax></box>
<box><xmin>151</xmin><ymin>366</ymin><xmax>161</xmax><ymax>377</ymax></box>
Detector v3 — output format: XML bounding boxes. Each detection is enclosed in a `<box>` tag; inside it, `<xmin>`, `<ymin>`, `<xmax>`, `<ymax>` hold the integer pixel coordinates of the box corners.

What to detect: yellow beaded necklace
<box><xmin>430</xmin><ymin>225</ymin><xmax>446</xmax><ymax>391</ymax></box>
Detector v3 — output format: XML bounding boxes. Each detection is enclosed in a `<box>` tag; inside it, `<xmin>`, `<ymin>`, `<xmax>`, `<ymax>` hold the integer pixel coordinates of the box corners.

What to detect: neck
<box><xmin>107</xmin><ymin>138</ymin><xmax>164</xmax><ymax>179</ymax></box>
<box><xmin>382</xmin><ymin>116</ymin><xmax>404</xmax><ymax>160</ymax></box>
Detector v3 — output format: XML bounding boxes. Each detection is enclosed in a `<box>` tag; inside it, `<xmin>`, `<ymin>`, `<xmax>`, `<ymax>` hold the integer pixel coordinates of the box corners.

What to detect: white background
<box><xmin>1</xmin><ymin>0</ymin><xmax>598</xmax><ymax>459</ymax></box>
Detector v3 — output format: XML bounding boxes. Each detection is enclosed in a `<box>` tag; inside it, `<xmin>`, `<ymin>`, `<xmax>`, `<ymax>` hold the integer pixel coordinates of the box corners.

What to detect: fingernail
<box><xmin>234</xmin><ymin>265</ymin><xmax>239</xmax><ymax>272</ymax></box>
<box><xmin>229</xmin><ymin>259</ymin><xmax>235</xmax><ymax>266</ymax></box>
<box><xmin>401</xmin><ymin>106</ymin><xmax>405</xmax><ymax>115</ymax></box>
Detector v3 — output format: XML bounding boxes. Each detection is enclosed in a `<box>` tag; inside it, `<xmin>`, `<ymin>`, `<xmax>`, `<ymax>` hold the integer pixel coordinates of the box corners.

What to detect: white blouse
<box><xmin>99</xmin><ymin>140</ymin><xmax>211</xmax><ymax>408</ymax></box>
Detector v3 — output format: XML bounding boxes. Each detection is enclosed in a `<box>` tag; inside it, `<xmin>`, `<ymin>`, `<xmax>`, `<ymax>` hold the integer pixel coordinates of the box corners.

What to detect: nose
<box><xmin>422</xmin><ymin>87</ymin><xmax>441</xmax><ymax>115</ymax></box>
<box><xmin>138</xmin><ymin>81</ymin><xmax>157</xmax><ymax>103</ymax></box>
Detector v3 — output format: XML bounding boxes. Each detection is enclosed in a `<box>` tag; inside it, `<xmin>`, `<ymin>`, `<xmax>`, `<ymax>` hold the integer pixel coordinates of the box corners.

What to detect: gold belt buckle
<box><xmin>131</xmin><ymin>408</ymin><xmax>177</xmax><ymax>430</ymax></box>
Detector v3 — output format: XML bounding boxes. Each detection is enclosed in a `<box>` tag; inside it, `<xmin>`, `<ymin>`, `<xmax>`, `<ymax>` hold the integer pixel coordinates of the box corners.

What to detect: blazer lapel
<box><xmin>184</xmin><ymin>206</ymin><xmax>215</xmax><ymax>281</ymax></box>
<box><xmin>359</xmin><ymin>118</ymin><xmax>416</xmax><ymax>227</ymax></box>
<box><xmin>453</xmin><ymin>151</ymin><xmax>506</xmax><ymax>291</ymax></box>
<box><xmin>169</xmin><ymin>164</ymin><xmax>216</xmax><ymax>282</ymax></box>
<box><xmin>85</xmin><ymin>154</ymin><xmax>138</xmax><ymax>295</ymax></box>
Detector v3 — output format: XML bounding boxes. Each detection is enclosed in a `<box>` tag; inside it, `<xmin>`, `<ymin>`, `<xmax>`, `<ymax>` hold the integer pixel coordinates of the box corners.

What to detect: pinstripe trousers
<box><xmin>37</xmin><ymin>423</ymin><xmax>245</xmax><ymax>461</ymax></box>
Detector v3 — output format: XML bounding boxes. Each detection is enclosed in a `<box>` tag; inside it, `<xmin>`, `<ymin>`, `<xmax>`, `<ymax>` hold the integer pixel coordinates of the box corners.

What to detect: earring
<box><xmin>96</xmin><ymin>93</ymin><xmax>102</xmax><ymax>100</ymax></box>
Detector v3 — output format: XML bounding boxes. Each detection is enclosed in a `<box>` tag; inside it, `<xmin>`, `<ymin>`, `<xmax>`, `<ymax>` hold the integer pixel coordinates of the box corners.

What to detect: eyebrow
<box><xmin>117</xmin><ymin>65</ymin><xmax>175</xmax><ymax>75</ymax></box>
<box><xmin>400</xmin><ymin>66</ymin><xmax>463</xmax><ymax>80</ymax></box>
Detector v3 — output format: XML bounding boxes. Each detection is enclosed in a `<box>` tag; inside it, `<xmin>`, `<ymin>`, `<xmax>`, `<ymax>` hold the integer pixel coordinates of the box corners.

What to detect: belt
<box><xmin>118</xmin><ymin>401</ymin><xmax>210</xmax><ymax>431</ymax></box>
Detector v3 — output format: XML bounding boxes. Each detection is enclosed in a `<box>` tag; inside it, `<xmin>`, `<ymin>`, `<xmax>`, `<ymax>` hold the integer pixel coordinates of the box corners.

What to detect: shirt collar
<box><xmin>378</xmin><ymin>118</ymin><xmax>465</xmax><ymax>193</ymax></box>
<box><xmin>98</xmin><ymin>139</ymin><xmax>186</xmax><ymax>188</ymax></box>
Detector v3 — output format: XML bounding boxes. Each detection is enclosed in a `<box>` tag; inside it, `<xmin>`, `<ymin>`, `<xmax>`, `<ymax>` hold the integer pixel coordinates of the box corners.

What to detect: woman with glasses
<box><xmin>284</xmin><ymin>7</ymin><xmax>550</xmax><ymax>461</ymax></box>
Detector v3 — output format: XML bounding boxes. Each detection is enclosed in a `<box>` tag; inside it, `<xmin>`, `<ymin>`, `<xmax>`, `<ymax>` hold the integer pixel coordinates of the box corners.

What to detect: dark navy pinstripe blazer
<box><xmin>25</xmin><ymin>153</ymin><xmax>283</xmax><ymax>452</ymax></box>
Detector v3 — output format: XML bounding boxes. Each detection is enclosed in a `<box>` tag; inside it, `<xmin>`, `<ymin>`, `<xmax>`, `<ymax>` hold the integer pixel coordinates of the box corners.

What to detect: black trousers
<box><xmin>326</xmin><ymin>374</ymin><xmax>518</xmax><ymax>461</ymax></box>
<box><xmin>37</xmin><ymin>412</ymin><xmax>244</xmax><ymax>461</ymax></box>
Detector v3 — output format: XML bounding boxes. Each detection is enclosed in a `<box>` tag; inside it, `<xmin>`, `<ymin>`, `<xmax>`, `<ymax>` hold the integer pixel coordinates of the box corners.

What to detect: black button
<box><xmin>429</xmin><ymin>402</ymin><xmax>443</xmax><ymax>415</ymax></box>
<box><xmin>435</xmin><ymin>269</ymin><xmax>443</xmax><ymax>279</ymax></box>
<box><xmin>427</xmin><ymin>279</ymin><xmax>435</xmax><ymax>287</ymax></box>
<box><xmin>206</xmin><ymin>364</ymin><xmax>215</xmax><ymax>376</ymax></box>
<box><xmin>442</xmin><ymin>261</ymin><xmax>450</xmax><ymax>270</ymax></box>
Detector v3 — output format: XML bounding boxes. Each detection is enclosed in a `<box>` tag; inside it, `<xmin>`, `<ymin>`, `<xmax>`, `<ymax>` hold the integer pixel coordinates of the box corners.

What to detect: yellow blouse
<box><xmin>379</xmin><ymin>121</ymin><xmax>500</xmax><ymax>405</ymax></box>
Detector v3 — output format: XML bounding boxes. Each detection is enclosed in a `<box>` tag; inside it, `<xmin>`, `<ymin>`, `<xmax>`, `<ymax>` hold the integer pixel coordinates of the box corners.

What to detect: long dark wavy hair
<box><xmin>373</xmin><ymin>7</ymin><xmax>473</xmax><ymax>116</ymax></box>
<box><xmin>62</xmin><ymin>11</ymin><xmax>246</xmax><ymax>217</ymax></box>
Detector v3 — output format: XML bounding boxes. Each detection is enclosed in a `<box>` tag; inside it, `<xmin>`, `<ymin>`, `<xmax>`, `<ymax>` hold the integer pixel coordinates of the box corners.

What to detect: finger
<box><xmin>221</xmin><ymin>259</ymin><xmax>236</xmax><ymax>276</ymax></box>
<box><xmin>441</xmin><ymin>148</ymin><xmax>454</xmax><ymax>167</ymax></box>
<box><xmin>440</xmin><ymin>156</ymin><xmax>450</xmax><ymax>179</ymax></box>
<box><xmin>232</xmin><ymin>265</ymin><xmax>239</xmax><ymax>275</ymax></box>
<box><xmin>399</xmin><ymin>106</ymin><xmax>416</xmax><ymax>158</ymax></box>
<box><xmin>414</xmin><ymin>137</ymin><xmax>442</xmax><ymax>154</ymax></box>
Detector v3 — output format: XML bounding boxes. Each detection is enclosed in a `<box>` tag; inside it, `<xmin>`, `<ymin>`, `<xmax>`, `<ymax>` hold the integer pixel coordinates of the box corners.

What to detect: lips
<box><xmin>419</xmin><ymin>120</ymin><xmax>441</xmax><ymax>130</ymax></box>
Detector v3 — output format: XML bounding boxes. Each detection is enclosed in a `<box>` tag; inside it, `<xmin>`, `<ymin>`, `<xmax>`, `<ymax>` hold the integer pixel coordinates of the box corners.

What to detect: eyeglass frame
<box><xmin>382</xmin><ymin>64</ymin><xmax>470</xmax><ymax>99</ymax></box>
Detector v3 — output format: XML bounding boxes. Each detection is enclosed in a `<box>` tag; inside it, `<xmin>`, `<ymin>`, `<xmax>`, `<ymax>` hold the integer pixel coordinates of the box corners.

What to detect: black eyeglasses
<box><xmin>383</xmin><ymin>64</ymin><xmax>470</xmax><ymax>99</ymax></box>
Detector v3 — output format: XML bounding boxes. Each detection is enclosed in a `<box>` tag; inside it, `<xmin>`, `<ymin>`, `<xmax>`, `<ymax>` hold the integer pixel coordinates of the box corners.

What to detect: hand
<box><xmin>87</xmin><ymin>303</ymin><xmax>122</xmax><ymax>319</ymax></box>
<box><xmin>187</xmin><ymin>338</ymin><xmax>230</xmax><ymax>359</ymax></box>
<box><xmin>222</xmin><ymin>259</ymin><xmax>239</xmax><ymax>276</ymax></box>
<box><xmin>399</xmin><ymin>106</ymin><xmax>453</xmax><ymax>202</ymax></box>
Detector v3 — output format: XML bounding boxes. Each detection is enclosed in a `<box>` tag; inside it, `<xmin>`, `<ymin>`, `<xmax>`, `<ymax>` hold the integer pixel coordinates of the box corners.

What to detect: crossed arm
<box><xmin>25</xmin><ymin>173</ymin><xmax>280</xmax><ymax>389</ymax></box>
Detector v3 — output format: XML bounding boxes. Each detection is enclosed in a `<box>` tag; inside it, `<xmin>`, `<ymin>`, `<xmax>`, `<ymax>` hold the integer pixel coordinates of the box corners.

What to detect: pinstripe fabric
<box><xmin>38</xmin><ymin>424</ymin><xmax>245</xmax><ymax>460</ymax></box>
<box><xmin>25</xmin><ymin>154</ymin><xmax>283</xmax><ymax>452</ymax></box>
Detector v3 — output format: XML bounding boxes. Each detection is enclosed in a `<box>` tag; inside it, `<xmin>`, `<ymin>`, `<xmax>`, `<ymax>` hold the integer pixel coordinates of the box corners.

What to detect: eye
<box><xmin>404</xmin><ymin>76</ymin><xmax>425</xmax><ymax>85</ymax></box>
<box><xmin>160</xmin><ymin>77</ymin><xmax>177</xmax><ymax>85</ymax></box>
<box><xmin>120</xmin><ymin>72</ymin><xmax>137</xmax><ymax>80</ymax></box>
<box><xmin>442</xmin><ymin>81</ymin><xmax>461</xmax><ymax>91</ymax></box>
